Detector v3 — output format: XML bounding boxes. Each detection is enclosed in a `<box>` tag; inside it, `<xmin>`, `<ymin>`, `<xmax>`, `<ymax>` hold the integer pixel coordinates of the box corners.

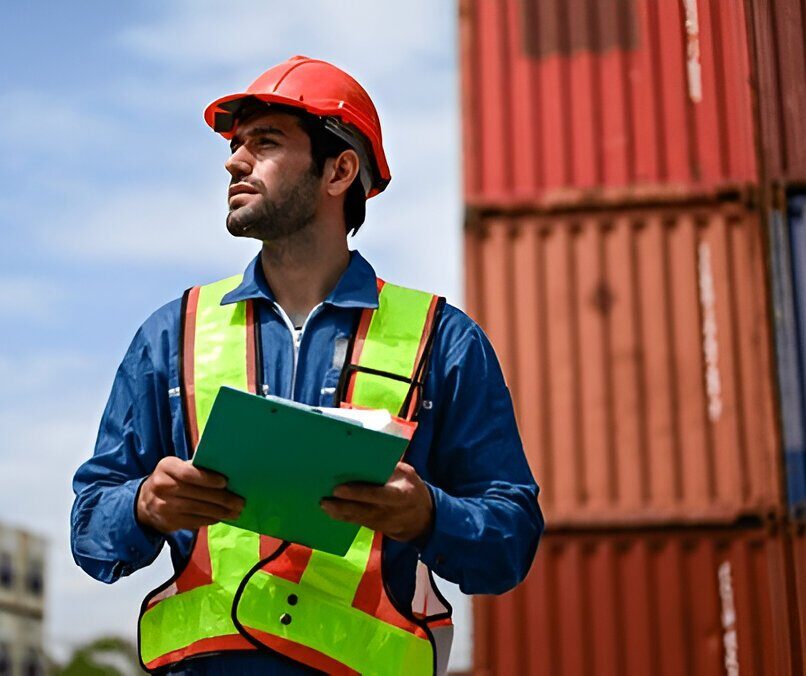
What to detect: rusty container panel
<box><xmin>473</xmin><ymin>527</ymin><xmax>802</xmax><ymax>676</ymax></box>
<box><xmin>465</xmin><ymin>204</ymin><xmax>780</xmax><ymax>526</ymax></box>
<box><xmin>788</xmin><ymin>525</ymin><xmax>806</xmax><ymax>666</ymax></box>
<box><xmin>459</xmin><ymin>0</ymin><xmax>758</xmax><ymax>206</ymax></box>
<box><xmin>746</xmin><ymin>0</ymin><xmax>806</xmax><ymax>186</ymax></box>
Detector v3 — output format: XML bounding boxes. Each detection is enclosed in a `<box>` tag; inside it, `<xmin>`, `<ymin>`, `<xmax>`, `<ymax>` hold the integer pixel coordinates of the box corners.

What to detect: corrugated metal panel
<box><xmin>459</xmin><ymin>0</ymin><xmax>758</xmax><ymax>206</ymax></box>
<box><xmin>789</xmin><ymin>524</ymin><xmax>806</xmax><ymax>667</ymax></box>
<box><xmin>473</xmin><ymin>526</ymin><xmax>802</xmax><ymax>676</ymax></box>
<box><xmin>746</xmin><ymin>0</ymin><xmax>806</xmax><ymax>185</ymax></box>
<box><xmin>768</xmin><ymin>196</ymin><xmax>806</xmax><ymax>518</ymax></box>
<box><xmin>464</xmin><ymin>203</ymin><xmax>780</xmax><ymax>525</ymax></box>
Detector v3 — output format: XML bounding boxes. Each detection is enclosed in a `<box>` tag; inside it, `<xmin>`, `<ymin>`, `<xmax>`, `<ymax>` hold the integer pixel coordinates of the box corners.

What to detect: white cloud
<box><xmin>116</xmin><ymin>0</ymin><xmax>451</xmax><ymax>84</ymax></box>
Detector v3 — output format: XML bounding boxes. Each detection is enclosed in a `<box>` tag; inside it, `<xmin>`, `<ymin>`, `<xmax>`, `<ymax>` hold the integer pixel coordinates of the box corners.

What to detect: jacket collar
<box><xmin>220</xmin><ymin>249</ymin><xmax>380</xmax><ymax>309</ymax></box>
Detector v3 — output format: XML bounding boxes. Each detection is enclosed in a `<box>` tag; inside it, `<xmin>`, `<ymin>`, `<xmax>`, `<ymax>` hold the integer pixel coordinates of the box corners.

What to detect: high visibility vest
<box><xmin>138</xmin><ymin>275</ymin><xmax>453</xmax><ymax>675</ymax></box>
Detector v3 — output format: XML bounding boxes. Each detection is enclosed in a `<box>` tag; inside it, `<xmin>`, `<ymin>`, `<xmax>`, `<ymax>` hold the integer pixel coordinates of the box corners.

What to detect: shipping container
<box><xmin>473</xmin><ymin>526</ymin><xmax>802</xmax><ymax>676</ymax></box>
<box><xmin>768</xmin><ymin>195</ymin><xmax>806</xmax><ymax>518</ymax></box>
<box><xmin>788</xmin><ymin>523</ymin><xmax>806</xmax><ymax>667</ymax></box>
<box><xmin>746</xmin><ymin>0</ymin><xmax>806</xmax><ymax>186</ymax></box>
<box><xmin>459</xmin><ymin>0</ymin><xmax>758</xmax><ymax>206</ymax></box>
<box><xmin>464</xmin><ymin>202</ymin><xmax>780</xmax><ymax>526</ymax></box>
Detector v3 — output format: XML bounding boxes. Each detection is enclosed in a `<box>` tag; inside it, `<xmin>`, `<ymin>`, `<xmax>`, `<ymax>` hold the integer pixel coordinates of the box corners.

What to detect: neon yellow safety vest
<box><xmin>138</xmin><ymin>275</ymin><xmax>453</xmax><ymax>675</ymax></box>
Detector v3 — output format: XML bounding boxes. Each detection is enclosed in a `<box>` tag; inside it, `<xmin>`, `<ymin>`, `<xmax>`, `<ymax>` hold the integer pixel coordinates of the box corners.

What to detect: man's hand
<box><xmin>136</xmin><ymin>457</ymin><xmax>245</xmax><ymax>534</ymax></box>
<box><xmin>321</xmin><ymin>462</ymin><xmax>434</xmax><ymax>543</ymax></box>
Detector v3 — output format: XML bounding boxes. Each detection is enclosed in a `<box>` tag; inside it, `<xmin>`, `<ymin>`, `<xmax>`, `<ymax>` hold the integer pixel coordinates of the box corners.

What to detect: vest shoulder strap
<box><xmin>180</xmin><ymin>274</ymin><xmax>259</xmax><ymax>449</ymax></box>
<box><xmin>338</xmin><ymin>279</ymin><xmax>444</xmax><ymax>420</ymax></box>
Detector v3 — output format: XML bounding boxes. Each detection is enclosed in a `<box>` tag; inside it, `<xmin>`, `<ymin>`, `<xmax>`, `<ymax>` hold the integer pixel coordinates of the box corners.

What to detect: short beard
<box><xmin>226</xmin><ymin>165</ymin><xmax>320</xmax><ymax>241</ymax></box>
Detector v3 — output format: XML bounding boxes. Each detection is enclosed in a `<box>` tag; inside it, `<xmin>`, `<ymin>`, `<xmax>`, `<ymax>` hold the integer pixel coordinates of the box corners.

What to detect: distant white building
<box><xmin>0</xmin><ymin>523</ymin><xmax>45</xmax><ymax>676</ymax></box>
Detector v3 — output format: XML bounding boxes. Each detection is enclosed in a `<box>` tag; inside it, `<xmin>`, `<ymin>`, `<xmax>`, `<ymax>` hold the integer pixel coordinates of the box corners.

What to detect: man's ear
<box><xmin>325</xmin><ymin>149</ymin><xmax>360</xmax><ymax>198</ymax></box>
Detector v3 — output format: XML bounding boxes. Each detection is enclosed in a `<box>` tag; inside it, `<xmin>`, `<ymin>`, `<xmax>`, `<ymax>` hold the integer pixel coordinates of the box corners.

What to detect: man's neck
<box><xmin>260</xmin><ymin>224</ymin><xmax>350</xmax><ymax>327</ymax></box>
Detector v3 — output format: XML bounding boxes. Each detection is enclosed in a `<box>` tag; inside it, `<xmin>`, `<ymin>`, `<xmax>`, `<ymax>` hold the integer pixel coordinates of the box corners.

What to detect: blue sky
<box><xmin>0</xmin><ymin>1</ymin><xmax>467</xmax><ymax>666</ymax></box>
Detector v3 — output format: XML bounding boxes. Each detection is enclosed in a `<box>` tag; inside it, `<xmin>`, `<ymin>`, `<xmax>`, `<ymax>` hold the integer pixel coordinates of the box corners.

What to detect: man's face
<box><xmin>224</xmin><ymin>109</ymin><xmax>321</xmax><ymax>241</ymax></box>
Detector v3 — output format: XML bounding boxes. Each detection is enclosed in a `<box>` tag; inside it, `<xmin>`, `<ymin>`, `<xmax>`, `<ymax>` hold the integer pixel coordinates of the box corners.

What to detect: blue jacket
<box><xmin>71</xmin><ymin>250</ymin><xmax>543</xmax><ymax>674</ymax></box>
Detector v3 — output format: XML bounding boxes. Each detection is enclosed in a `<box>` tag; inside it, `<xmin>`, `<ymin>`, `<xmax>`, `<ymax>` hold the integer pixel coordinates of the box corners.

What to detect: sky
<box><xmin>0</xmin><ymin>1</ymin><xmax>468</xmax><ymax>668</ymax></box>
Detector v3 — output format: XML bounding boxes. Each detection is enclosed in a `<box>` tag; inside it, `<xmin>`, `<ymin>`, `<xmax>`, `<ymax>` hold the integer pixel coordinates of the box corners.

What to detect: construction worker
<box><xmin>71</xmin><ymin>56</ymin><xmax>543</xmax><ymax>675</ymax></box>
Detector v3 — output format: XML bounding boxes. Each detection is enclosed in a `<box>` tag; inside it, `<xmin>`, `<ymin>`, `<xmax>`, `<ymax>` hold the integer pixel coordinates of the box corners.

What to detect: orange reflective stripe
<box><xmin>180</xmin><ymin>286</ymin><xmax>201</xmax><ymax>449</ymax></box>
<box><xmin>140</xmin><ymin>276</ymin><xmax>452</xmax><ymax>674</ymax></box>
<box><xmin>242</xmin><ymin>627</ymin><xmax>360</xmax><ymax>676</ymax></box>
<box><xmin>352</xmin><ymin>533</ymin><xmax>427</xmax><ymax>632</ymax></box>
<box><xmin>175</xmin><ymin>527</ymin><xmax>212</xmax><ymax>594</ymax></box>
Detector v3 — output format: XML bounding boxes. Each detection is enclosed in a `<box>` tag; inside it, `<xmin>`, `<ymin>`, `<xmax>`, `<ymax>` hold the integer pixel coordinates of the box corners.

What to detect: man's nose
<box><xmin>225</xmin><ymin>146</ymin><xmax>252</xmax><ymax>180</ymax></box>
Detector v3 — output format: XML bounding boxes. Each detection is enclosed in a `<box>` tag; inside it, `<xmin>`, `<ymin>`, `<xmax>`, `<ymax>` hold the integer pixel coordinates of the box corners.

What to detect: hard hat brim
<box><xmin>204</xmin><ymin>92</ymin><xmax>389</xmax><ymax>199</ymax></box>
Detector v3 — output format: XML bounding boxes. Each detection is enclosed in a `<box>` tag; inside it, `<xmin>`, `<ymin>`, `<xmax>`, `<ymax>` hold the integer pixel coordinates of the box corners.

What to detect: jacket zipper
<box><xmin>272</xmin><ymin>302</ymin><xmax>323</xmax><ymax>400</ymax></box>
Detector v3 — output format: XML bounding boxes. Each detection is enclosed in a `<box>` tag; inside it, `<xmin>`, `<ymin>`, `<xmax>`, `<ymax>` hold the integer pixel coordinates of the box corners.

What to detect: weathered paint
<box><xmin>460</xmin><ymin>0</ymin><xmax>758</xmax><ymax>205</ymax></box>
<box><xmin>746</xmin><ymin>0</ymin><xmax>806</xmax><ymax>186</ymax></box>
<box><xmin>473</xmin><ymin>526</ymin><xmax>803</xmax><ymax>676</ymax></box>
<box><xmin>465</xmin><ymin>203</ymin><xmax>780</xmax><ymax>526</ymax></box>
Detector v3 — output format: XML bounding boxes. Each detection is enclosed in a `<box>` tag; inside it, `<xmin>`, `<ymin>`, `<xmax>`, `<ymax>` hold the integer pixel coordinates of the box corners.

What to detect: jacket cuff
<box><xmin>116</xmin><ymin>477</ymin><xmax>164</xmax><ymax>576</ymax></box>
<box><xmin>415</xmin><ymin>482</ymin><xmax>458</xmax><ymax>574</ymax></box>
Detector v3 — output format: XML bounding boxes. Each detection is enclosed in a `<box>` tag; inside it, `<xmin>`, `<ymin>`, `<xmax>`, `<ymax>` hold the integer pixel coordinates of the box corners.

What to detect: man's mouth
<box><xmin>228</xmin><ymin>183</ymin><xmax>259</xmax><ymax>199</ymax></box>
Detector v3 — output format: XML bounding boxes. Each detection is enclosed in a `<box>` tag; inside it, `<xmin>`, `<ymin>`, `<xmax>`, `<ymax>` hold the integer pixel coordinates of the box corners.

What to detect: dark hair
<box><xmin>234</xmin><ymin>99</ymin><xmax>367</xmax><ymax>234</ymax></box>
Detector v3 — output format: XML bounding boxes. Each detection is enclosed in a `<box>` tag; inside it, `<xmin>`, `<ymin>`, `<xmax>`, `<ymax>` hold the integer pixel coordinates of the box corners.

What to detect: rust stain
<box><xmin>519</xmin><ymin>0</ymin><xmax>640</xmax><ymax>58</ymax></box>
<box><xmin>590</xmin><ymin>280</ymin><xmax>615</xmax><ymax>315</ymax></box>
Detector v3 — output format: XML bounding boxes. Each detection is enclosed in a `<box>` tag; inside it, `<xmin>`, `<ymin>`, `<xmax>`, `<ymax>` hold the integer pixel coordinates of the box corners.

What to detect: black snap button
<box><xmin>435</xmin><ymin>554</ymin><xmax>446</xmax><ymax>565</ymax></box>
<box><xmin>280</xmin><ymin>613</ymin><xmax>292</xmax><ymax>625</ymax></box>
<box><xmin>287</xmin><ymin>594</ymin><xmax>298</xmax><ymax>606</ymax></box>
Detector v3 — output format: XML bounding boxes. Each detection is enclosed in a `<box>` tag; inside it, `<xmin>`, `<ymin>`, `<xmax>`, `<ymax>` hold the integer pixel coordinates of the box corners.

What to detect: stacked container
<box><xmin>459</xmin><ymin>1</ymin><xmax>806</xmax><ymax>674</ymax></box>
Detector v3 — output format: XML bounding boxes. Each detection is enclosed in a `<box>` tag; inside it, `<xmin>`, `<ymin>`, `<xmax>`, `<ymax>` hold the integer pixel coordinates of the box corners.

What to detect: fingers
<box><xmin>170</xmin><ymin>497</ymin><xmax>242</xmax><ymax>521</ymax></box>
<box><xmin>323</xmin><ymin>462</ymin><xmax>432</xmax><ymax>542</ymax></box>
<box><xmin>331</xmin><ymin>462</ymin><xmax>417</xmax><ymax>504</ymax></box>
<box><xmin>137</xmin><ymin>457</ymin><xmax>243</xmax><ymax>534</ymax></box>
<box><xmin>150</xmin><ymin>457</ymin><xmax>241</xmax><ymax>509</ymax></box>
<box><xmin>332</xmin><ymin>482</ymin><xmax>392</xmax><ymax>505</ymax></box>
<box><xmin>162</xmin><ymin>457</ymin><xmax>228</xmax><ymax>489</ymax></box>
<box><xmin>321</xmin><ymin>498</ymin><xmax>383</xmax><ymax>529</ymax></box>
<box><xmin>173</xmin><ymin>483</ymin><xmax>245</xmax><ymax>512</ymax></box>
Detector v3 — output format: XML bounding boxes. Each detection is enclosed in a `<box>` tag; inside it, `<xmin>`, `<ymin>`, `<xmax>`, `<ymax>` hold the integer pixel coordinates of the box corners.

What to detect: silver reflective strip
<box><xmin>332</xmin><ymin>336</ymin><xmax>349</xmax><ymax>371</ymax></box>
<box><xmin>432</xmin><ymin>625</ymin><xmax>454</xmax><ymax>676</ymax></box>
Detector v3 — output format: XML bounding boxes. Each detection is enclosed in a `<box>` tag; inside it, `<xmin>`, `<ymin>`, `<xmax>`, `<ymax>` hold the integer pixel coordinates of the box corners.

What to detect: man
<box><xmin>71</xmin><ymin>56</ymin><xmax>543</xmax><ymax>675</ymax></box>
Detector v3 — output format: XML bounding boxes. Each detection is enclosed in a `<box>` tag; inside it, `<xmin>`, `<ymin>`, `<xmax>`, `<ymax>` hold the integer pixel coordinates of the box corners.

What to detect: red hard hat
<box><xmin>204</xmin><ymin>55</ymin><xmax>390</xmax><ymax>198</ymax></box>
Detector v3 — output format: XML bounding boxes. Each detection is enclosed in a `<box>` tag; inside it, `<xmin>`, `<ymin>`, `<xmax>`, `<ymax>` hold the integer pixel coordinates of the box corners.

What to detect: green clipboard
<box><xmin>191</xmin><ymin>386</ymin><xmax>409</xmax><ymax>556</ymax></box>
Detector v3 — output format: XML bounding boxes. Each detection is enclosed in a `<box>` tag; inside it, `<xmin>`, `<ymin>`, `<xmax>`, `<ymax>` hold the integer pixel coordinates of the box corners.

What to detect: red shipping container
<box><xmin>464</xmin><ymin>202</ymin><xmax>780</xmax><ymax>526</ymax></box>
<box><xmin>473</xmin><ymin>526</ymin><xmax>802</xmax><ymax>676</ymax></box>
<box><xmin>460</xmin><ymin>0</ymin><xmax>758</xmax><ymax>206</ymax></box>
<box><xmin>746</xmin><ymin>0</ymin><xmax>806</xmax><ymax>186</ymax></box>
<box><xmin>787</xmin><ymin>523</ymin><xmax>806</xmax><ymax>666</ymax></box>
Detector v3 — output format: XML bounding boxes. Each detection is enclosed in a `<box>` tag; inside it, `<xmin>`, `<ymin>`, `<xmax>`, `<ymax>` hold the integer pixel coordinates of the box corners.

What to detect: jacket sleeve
<box><xmin>70</xmin><ymin>325</ymin><xmax>170</xmax><ymax>583</ymax></box>
<box><xmin>417</xmin><ymin>309</ymin><xmax>544</xmax><ymax>595</ymax></box>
